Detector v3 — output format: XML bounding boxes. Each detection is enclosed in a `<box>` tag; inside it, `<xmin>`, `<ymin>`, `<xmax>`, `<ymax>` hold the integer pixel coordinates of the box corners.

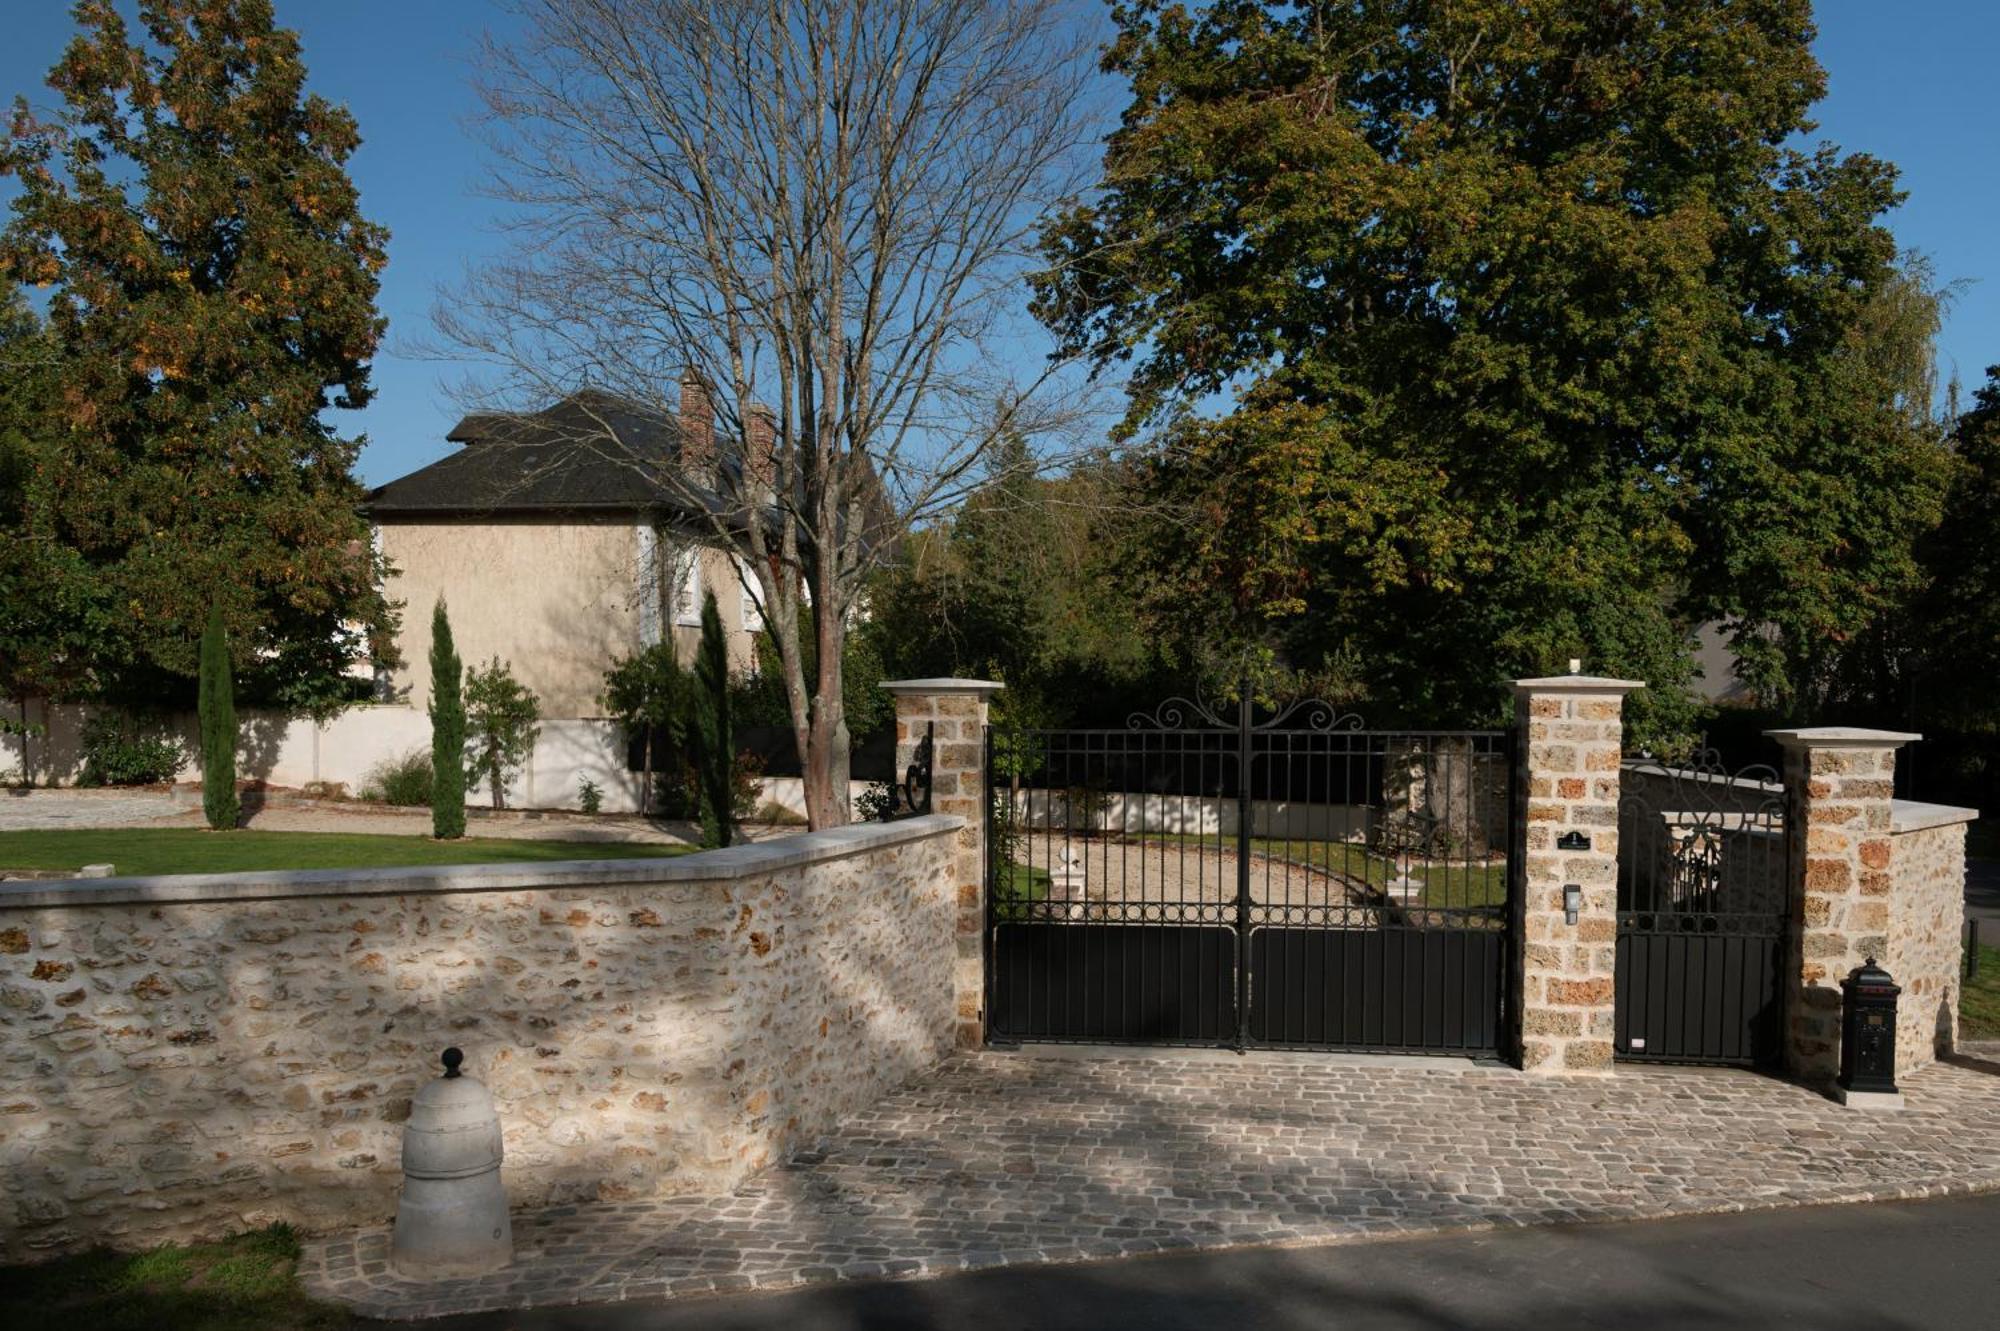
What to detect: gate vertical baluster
<box><xmin>1236</xmin><ymin>679</ymin><xmax>1254</xmax><ymax>1051</ymax></box>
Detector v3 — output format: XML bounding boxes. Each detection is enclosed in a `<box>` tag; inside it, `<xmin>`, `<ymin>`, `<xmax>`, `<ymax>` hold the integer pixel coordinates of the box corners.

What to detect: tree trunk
<box><xmin>490</xmin><ymin>747</ymin><xmax>505</xmax><ymax>811</ymax></box>
<box><xmin>799</xmin><ymin>595</ymin><xmax>851</xmax><ymax>830</ymax></box>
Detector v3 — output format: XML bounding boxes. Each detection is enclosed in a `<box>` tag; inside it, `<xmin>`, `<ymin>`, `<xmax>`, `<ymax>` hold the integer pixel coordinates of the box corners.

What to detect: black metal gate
<box><xmin>1615</xmin><ymin>751</ymin><xmax>1789</xmax><ymax>1067</ymax></box>
<box><xmin>984</xmin><ymin>693</ymin><xmax>1514</xmax><ymax>1055</ymax></box>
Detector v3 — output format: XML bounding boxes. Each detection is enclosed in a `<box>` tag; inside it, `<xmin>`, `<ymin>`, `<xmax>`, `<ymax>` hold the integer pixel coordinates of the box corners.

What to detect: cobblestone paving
<box><xmin>302</xmin><ymin>1049</ymin><xmax>2000</xmax><ymax>1321</ymax></box>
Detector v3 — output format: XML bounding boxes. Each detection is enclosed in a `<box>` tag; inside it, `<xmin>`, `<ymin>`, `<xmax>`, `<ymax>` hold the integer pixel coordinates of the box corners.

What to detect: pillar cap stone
<box><xmin>1511</xmin><ymin>673</ymin><xmax>1645</xmax><ymax>695</ymax></box>
<box><xmin>1764</xmin><ymin>726</ymin><xmax>1920</xmax><ymax>750</ymax></box>
<box><xmin>880</xmin><ymin>678</ymin><xmax>1005</xmax><ymax>698</ymax></box>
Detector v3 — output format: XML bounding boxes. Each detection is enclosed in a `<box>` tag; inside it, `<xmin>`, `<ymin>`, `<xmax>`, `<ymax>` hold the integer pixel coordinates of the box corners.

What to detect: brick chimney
<box><xmin>678</xmin><ymin>369</ymin><xmax>715</xmax><ymax>484</ymax></box>
<box><xmin>745</xmin><ymin>404</ymin><xmax>777</xmax><ymax>499</ymax></box>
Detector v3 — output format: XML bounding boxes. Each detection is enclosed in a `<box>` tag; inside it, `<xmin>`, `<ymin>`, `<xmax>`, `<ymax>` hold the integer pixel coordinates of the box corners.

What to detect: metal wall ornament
<box><xmin>882</xmin><ymin>721</ymin><xmax>934</xmax><ymax>820</ymax></box>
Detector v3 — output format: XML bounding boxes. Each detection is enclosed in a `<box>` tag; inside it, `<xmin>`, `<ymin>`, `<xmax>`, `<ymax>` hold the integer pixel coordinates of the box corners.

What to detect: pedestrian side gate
<box><xmin>1614</xmin><ymin>752</ymin><xmax>1789</xmax><ymax>1067</ymax></box>
<box><xmin>983</xmin><ymin>693</ymin><xmax>1515</xmax><ymax>1056</ymax></box>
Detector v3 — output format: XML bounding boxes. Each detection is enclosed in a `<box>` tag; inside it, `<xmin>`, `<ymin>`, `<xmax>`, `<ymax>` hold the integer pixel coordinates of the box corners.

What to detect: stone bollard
<box><xmin>391</xmin><ymin>1048</ymin><xmax>512</xmax><ymax>1278</ymax></box>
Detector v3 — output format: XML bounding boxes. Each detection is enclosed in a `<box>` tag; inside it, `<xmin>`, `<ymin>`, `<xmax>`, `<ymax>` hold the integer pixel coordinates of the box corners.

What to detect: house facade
<box><xmin>367</xmin><ymin>383</ymin><xmax>764</xmax><ymax>720</ymax></box>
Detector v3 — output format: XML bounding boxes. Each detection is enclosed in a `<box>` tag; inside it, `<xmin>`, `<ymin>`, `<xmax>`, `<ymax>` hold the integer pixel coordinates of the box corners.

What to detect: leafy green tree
<box><xmin>463</xmin><ymin>658</ymin><xmax>541</xmax><ymax>811</ymax></box>
<box><xmin>601</xmin><ymin>641</ymin><xmax>688</xmax><ymax>817</ymax></box>
<box><xmin>862</xmin><ymin>443</ymin><xmax>1172</xmax><ymax>729</ymax></box>
<box><xmin>0</xmin><ymin>285</ymin><xmax>108</xmax><ymax>746</ymax></box>
<box><xmin>428</xmin><ymin>601</ymin><xmax>465</xmax><ymax>839</ymax></box>
<box><xmin>1905</xmin><ymin>368</ymin><xmax>2000</xmax><ymax>736</ymax></box>
<box><xmin>0</xmin><ymin>0</ymin><xmax>397</xmax><ymax>716</ymax></box>
<box><xmin>691</xmin><ymin>590</ymin><xmax>734</xmax><ymax>848</ymax></box>
<box><xmin>197</xmin><ymin>601</ymin><xmax>237</xmax><ymax>830</ymax></box>
<box><xmin>1033</xmin><ymin>0</ymin><xmax>1946</xmax><ymax>746</ymax></box>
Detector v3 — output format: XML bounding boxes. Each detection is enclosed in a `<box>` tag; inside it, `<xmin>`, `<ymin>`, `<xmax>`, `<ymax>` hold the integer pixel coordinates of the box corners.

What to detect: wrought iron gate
<box><xmin>1615</xmin><ymin>751</ymin><xmax>1789</xmax><ymax>1067</ymax></box>
<box><xmin>984</xmin><ymin>693</ymin><xmax>1514</xmax><ymax>1055</ymax></box>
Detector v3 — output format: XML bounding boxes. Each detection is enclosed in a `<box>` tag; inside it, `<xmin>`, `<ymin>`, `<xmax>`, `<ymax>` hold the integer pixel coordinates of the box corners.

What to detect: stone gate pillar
<box><xmin>1765</xmin><ymin>727</ymin><xmax>1917</xmax><ymax>1085</ymax></box>
<box><xmin>882</xmin><ymin>678</ymin><xmax>1003</xmax><ymax>1049</ymax></box>
<box><xmin>1512</xmin><ymin>673</ymin><xmax>1644</xmax><ymax>1074</ymax></box>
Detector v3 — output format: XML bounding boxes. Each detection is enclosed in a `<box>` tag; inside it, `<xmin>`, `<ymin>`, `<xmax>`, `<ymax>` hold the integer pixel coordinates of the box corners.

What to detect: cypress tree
<box><xmin>197</xmin><ymin>601</ymin><xmax>238</xmax><ymax>830</ymax></box>
<box><xmin>429</xmin><ymin>599</ymin><xmax>465</xmax><ymax>839</ymax></box>
<box><xmin>692</xmin><ymin>589</ymin><xmax>733</xmax><ymax>848</ymax></box>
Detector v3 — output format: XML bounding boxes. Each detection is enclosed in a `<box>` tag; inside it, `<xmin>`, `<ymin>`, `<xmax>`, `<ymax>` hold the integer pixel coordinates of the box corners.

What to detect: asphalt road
<box><xmin>411</xmin><ymin>1189</ymin><xmax>2000</xmax><ymax>1331</ymax></box>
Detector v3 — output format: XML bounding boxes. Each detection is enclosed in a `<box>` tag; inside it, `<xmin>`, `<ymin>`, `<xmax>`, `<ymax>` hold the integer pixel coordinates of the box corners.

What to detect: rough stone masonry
<box><xmin>1513</xmin><ymin>674</ymin><xmax>1642</xmax><ymax>1073</ymax></box>
<box><xmin>0</xmin><ymin>817</ymin><xmax>960</xmax><ymax>1259</ymax></box>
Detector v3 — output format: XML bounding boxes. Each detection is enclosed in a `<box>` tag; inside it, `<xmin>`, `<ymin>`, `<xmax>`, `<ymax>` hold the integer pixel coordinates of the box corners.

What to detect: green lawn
<box><xmin>0</xmin><ymin>828</ymin><xmax>690</xmax><ymax>878</ymax></box>
<box><xmin>0</xmin><ymin>1225</ymin><xmax>350</xmax><ymax>1331</ymax></box>
<box><xmin>1962</xmin><ymin>942</ymin><xmax>2000</xmax><ymax>1041</ymax></box>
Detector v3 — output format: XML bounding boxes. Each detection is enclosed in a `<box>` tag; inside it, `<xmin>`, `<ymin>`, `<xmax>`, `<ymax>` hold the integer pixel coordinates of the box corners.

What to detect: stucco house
<box><xmin>366</xmin><ymin>380</ymin><xmax>765</xmax><ymax>720</ymax></box>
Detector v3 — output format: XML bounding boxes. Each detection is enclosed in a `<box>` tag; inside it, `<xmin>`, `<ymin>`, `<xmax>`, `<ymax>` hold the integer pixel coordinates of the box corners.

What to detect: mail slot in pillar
<box><xmin>1836</xmin><ymin>958</ymin><xmax>1903</xmax><ymax>1109</ymax></box>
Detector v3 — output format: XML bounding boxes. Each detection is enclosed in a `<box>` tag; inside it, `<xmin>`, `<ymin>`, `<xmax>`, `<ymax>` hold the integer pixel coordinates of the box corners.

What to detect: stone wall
<box><xmin>0</xmin><ymin>817</ymin><xmax>960</xmax><ymax>1259</ymax></box>
<box><xmin>1887</xmin><ymin>807</ymin><xmax>1974</xmax><ymax>1074</ymax></box>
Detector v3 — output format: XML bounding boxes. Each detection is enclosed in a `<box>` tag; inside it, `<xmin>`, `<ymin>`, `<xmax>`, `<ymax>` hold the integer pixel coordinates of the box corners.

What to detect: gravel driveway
<box><xmin>0</xmin><ymin>788</ymin><xmax>181</xmax><ymax>831</ymax></box>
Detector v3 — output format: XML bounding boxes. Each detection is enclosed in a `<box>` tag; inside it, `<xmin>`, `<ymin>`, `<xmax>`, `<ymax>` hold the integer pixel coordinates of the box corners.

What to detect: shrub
<box><xmin>78</xmin><ymin>711</ymin><xmax>185</xmax><ymax>787</ymax></box>
<box><xmin>577</xmin><ymin>776</ymin><xmax>603</xmax><ymax>815</ymax></box>
<box><xmin>752</xmin><ymin>798</ymin><xmax>807</xmax><ymax>827</ymax></box>
<box><xmin>464</xmin><ymin>658</ymin><xmax>541</xmax><ymax>810</ymax></box>
<box><xmin>364</xmin><ymin>749</ymin><xmax>433</xmax><ymax>806</ymax></box>
<box><xmin>855</xmin><ymin>780</ymin><xmax>895</xmax><ymax>822</ymax></box>
<box><xmin>601</xmin><ymin>640</ymin><xmax>687</xmax><ymax>818</ymax></box>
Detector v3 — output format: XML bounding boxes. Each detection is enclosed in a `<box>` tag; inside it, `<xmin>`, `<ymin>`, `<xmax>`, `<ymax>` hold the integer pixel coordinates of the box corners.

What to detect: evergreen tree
<box><xmin>0</xmin><ymin>0</ymin><xmax>397</xmax><ymax>715</ymax></box>
<box><xmin>197</xmin><ymin>600</ymin><xmax>238</xmax><ymax>829</ymax></box>
<box><xmin>429</xmin><ymin>600</ymin><xmax>465</xmax><ymax>839</ymax></box>
<box><xmin>692</xmin><ymin>589</ymin><xmax>733</xmax><ymax>848</ymax></box>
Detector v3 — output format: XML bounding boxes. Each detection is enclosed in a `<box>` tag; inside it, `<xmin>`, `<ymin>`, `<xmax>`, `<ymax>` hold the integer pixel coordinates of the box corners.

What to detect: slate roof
<box><xmin>366</xmin><ymin>389</ymin><xmax>738</xmax><ymax>519</ymax></box>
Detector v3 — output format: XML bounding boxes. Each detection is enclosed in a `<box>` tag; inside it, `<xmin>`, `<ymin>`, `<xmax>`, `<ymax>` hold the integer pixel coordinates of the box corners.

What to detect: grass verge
<box><xmin>1961</xmin><ymin>942</ymin><xmax>2000</xmax><ymax>1041</ymax></box>
<box><xmin>0</xmin><ymin>1224</ymin><xmax>351</xmax><ymax>1331</ymax></box>
<box><xmin>0</xmin><ymin>828</ymin><xmax>690</xmax><ymax>878</ymax></box>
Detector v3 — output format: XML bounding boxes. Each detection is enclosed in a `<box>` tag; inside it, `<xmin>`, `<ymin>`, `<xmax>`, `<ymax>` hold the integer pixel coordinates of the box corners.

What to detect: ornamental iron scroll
<box><xmin>882</xmin><ymin>720</ymin><xmax>933</xmax><ymax>820</ymax></box>
<box><xmin>1125</xmin><ymin>681</ymin><xmax>1364</xmax><ymax>733</ymax></box>
<box><xmin>1618</xmin><ymin>745</ymin><xmax>1786</xmax><ymax>922</ymax></box>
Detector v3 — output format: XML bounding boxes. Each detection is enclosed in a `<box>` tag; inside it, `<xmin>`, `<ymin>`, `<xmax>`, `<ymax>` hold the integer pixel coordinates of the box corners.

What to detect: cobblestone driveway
<box><xmin>303</xmin><ymin>1048</ymin><xmax>2000</xmax><ymax>1321</ymax></box>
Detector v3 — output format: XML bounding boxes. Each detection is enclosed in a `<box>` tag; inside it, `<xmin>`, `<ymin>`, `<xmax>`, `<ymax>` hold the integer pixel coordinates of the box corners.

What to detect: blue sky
<box><xmin>3</xmin><ymin>1</ymin><xmax>1997</xmax><ymax>486</ymax></box>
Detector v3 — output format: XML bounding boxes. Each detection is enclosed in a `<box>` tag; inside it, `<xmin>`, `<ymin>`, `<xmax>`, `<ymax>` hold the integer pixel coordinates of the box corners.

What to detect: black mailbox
<box><xmin>1838</xmin><ymin>957</ymin><xmax>1901</xmax><ymax>1096</ymax></box>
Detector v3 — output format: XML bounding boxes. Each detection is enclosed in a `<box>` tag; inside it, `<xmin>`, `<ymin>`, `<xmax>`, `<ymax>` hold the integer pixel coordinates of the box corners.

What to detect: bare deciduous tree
<box><xmin>437</xmin><ymin>0</ymin><xmax>1098</xmax><ymax>827</ymax></box>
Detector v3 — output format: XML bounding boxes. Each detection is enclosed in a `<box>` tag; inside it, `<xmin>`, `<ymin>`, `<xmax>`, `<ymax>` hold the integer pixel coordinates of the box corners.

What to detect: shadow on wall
<box><xmin>0</xmin><ymin>824</ymin><xmax>959</xmax><ymax>1258</ymax></box>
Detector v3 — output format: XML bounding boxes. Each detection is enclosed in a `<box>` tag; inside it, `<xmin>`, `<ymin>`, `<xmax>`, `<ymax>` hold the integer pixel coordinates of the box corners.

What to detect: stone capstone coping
<box><xmin>1890</xmin><ymin>799</ymin><xmax>1981</xmax><ymax>835</ymax></box>
<box><xmin>1511</xmin><ymin>673</ymin><xmax>1645</xmax><ymax>694</ymax></box>
<box><xmin>879</xmin><ymin>677</ymin><xmax>1005</xmax><ymax>697</ymax></box>
<box><xmin>0</xmin><ymin>813</ymin><xmax>964</xmax><ymax>911</ymax></box>
<box><xmin>1766</xmin><ymin>726</ymin><xmax>1923</xmax><ymax>749</ymax></box>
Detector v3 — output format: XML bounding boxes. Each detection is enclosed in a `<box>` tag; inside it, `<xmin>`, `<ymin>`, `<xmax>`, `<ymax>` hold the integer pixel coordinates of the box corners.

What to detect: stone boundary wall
<box><xmin>0</xmin><ymin>817</ymin><xmax>961</xmax><ymax>1260</ymax></box>
<box><xmin>1887</xmin><ymin>802</ymin><xmax>1976</xmax><ymax>1074</ymax></box>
